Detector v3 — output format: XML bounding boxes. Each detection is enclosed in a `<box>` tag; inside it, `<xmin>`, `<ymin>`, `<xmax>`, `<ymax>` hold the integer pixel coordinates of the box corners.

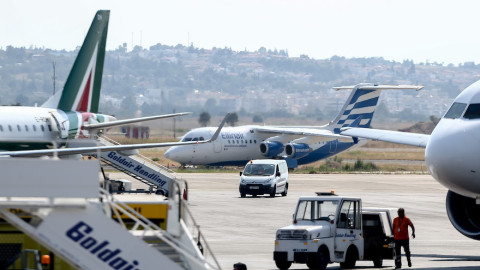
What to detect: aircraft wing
<box><xmin>255</xmin><ymin>127</ymin><xmax>355</xmax><ymax>142</ymax></box>
<box><xmin>340</xmin><ymin>127</ymin><xmax>430</xmax><ymax>148</ymax></box>
<box><xmin>83</xmin><ymin>112</ymin><xmax>191</xmax><ymax>130</ymax></box>
<box><xmin>0</xmin><ymin>113</ymin><xmax>229</xmax><ymax>157</ymax></box>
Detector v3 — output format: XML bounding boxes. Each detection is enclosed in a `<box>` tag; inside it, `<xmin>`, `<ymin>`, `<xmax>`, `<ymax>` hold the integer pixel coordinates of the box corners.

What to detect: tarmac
<box><xmin>113</xmin><ymin>172</ymin><xmax>480</xmax><ymax>270</ymax></box>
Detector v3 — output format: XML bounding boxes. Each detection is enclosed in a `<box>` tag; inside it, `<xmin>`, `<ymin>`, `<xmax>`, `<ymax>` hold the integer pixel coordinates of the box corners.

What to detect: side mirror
<box><xmin>276</xmin><ymin>171</ymin><xmax>281</xmax><ymax>177</ymax></box>
<box><xmin>239</xmin><ymin>172</ymin><xmax>243</xmax><ymax>176</ymax></box>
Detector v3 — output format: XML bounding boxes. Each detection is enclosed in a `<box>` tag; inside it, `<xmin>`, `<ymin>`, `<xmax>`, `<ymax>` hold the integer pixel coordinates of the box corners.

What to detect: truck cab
<box><xmin>273</xmin><ymin>192</ymin><xmax>394</xmax><ymax>270</ymax></box>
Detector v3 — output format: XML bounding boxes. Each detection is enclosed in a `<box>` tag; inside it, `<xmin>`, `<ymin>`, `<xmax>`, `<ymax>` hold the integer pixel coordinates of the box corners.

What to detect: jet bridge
<box><xmin>0</xmin><ymin>158</ymin><xmax>220</xmax><ymax>270</ymax></box>
<box><xmin>98</xmin><ymin>136</ymin><xmax>180</xmax><ymax>195</ymax></box>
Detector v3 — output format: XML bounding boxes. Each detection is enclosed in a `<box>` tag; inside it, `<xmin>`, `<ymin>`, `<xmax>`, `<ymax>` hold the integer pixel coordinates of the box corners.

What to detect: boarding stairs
<box><xmin>0</xmin><ymin>158</ymin><xmax>221</xmax><ymax>270</ymax></box>
<box><xmin>97</xmin><ymin>135</ymin><xmax>180</xmax><ymax>195</ymax></box>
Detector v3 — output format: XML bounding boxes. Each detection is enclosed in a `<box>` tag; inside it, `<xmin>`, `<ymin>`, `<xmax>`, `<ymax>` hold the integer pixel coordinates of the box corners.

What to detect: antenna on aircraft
<box><xmin>52</xmin><ymin>61</ymin><xmax>56</xmax><ymax>95</ymax></box>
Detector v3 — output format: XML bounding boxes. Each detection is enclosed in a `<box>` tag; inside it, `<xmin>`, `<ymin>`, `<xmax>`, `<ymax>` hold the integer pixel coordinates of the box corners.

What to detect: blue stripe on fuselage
<box><xmin>296</xmin><ymin>141</ymin><xmax>355</xmax><ymax>165</ymax></box>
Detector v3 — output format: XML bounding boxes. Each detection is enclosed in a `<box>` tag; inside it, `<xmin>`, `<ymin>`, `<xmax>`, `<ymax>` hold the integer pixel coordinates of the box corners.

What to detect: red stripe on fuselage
<box><xmin>77</xmin><ymin>71</ymin><xmax>93</xmax><ymax>112</ymax></box>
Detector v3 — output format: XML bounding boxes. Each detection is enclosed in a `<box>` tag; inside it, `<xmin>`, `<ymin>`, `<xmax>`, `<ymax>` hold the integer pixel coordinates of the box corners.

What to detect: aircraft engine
<box><xmin>259</xmin><ymin>141</ymin><xmax>284</xmax><ymax>158</ymax></box>
<box><xmin>285</xmin><ymin>143</ymin><xmax>311</xmax><ymax>159</ymax></box>
<box><xmin>446</xmin><ymin>190</ymin><xmax>480</xmax><ymax>240</ymax></box>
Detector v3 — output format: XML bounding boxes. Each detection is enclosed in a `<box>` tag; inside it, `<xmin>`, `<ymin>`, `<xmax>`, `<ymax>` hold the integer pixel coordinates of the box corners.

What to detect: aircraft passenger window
<box><xmin>25</xmin><ymin>125</ymin><xmax>29</xmax><ymax>132</ymax></box>
<box><xmin>48</xmin><ymin>125</ymin><xmax>52</xmax><ymax>132</ymax></box>
<box><xmin>237</xmin><ymin>140</ymin><xmax>239</xmax><ymax>144</ymax></box>
<box><xmin>250</xmin><ymin>140</ymin><xmax>252</xmax><ymax>144</ymax></box>
<box><xmin>228</xmin><ymin>140</ymin><xmax>231</xmax><ymax>144</ymax></box>
<box><xmin>8</xmin><ymin>125</ymin><xmax>12</xmax><ymax>132</ymax></box>
<box><xmin>17</xmin><ymin>125</ymin><xmax>21</xmax><ymax>132</ymax></box>
<box><xmin>444</xmin><ymin>102</ymin><xmax>467</xmax><ymax>119</ymax></box>
<box><xmin>0</xmin><ymin>125</ymin><xmax>3</xmax><ymax>132</ymax></box>
<box><xmin>33</xmin><ymin>125</ymin><xmax>37</xmax><ymax>132</ymax></box>
<box><xmin>463</xmin><ymin>104</ymin><xmax>480</xmax><ymax>119</ymax></box>
<box><xmin>254</xmin><ymin>140</ymin><xmax>257</xmax><ymax>144</ymax></box>
<box><xmin>41</xmin><ymin>125</ymin><xmax>45</xmax><ymax>132</ymax></box>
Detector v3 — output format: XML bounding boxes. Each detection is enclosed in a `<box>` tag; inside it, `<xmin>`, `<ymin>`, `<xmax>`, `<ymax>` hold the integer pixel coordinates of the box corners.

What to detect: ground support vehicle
<box><xmin>273</xmin><ymin>192</ymin><xmax>394</xmax><ymax>269</ymax></box>
<box><xmin>239</xmin><ymin>159</ymin><xmax>289</xmax><ymax>197</ymax></box>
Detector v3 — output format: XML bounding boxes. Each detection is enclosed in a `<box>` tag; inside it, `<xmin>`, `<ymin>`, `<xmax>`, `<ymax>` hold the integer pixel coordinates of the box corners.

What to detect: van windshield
<box><xmin>243</xmin><ymin>164</ymin><xmax>275</xmax><ymax>176</ymax></box>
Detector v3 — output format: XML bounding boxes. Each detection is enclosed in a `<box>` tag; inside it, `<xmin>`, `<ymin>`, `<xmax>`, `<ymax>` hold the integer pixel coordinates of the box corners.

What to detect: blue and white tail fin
<box><xmin>328</xmin><ymin>84</ymin><xmax>423</xmax><ymax>134</ymax></box>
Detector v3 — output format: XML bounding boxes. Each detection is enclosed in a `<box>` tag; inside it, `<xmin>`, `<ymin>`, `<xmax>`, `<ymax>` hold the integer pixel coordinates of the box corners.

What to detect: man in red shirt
<box><xmin>393</xmin><ymin>208</ymin><xmax>415</xmax><ymax>269</ymax></box>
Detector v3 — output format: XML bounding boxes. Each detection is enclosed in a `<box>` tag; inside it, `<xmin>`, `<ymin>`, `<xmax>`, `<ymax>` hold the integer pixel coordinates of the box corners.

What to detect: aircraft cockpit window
<box><xmin>193</xmin><ymin>138</ymin><xmax>199</xmax><ymax>141</ymax></box>
<box><xmin>182</xmin><ymin>137</ymin><xmax>193</xmax><ymax>142</ymax></box>
<box><xmin>444</xmin><ymin>102</ymin><xmax>467</xmax><ymax>119</ymax></box>
<box><xmin>199</xmin><ymin>137</ymin><xmax>205</xmax><ymax>141</ymax></box>
<box><xmin>463</xmin><ymin>104</ymin><xmax>480</xmax><ymax>119</ymax></box>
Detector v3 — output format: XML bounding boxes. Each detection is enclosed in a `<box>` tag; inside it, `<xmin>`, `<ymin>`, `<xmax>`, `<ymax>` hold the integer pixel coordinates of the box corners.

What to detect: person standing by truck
<box><xmin>393</xmin><ymin>208</ymin><xmax>415</xmax><ymax>269</ymax></box>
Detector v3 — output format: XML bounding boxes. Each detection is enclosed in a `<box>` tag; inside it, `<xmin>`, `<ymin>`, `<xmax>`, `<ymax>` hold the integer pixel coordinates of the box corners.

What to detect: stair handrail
<box><xmin>98</xmin><ymin>135</ymin><xmax>180</xmax><ymax>176</ymax></box>
<box><xmin>102</xmin><ymin>188</ymin><xmax>221</xmax><ymax>270</ymax></box>
<box><xmin>181</xmin><ymin>199</ymin><xmax>222</xmax><ymax>270</ymax></box>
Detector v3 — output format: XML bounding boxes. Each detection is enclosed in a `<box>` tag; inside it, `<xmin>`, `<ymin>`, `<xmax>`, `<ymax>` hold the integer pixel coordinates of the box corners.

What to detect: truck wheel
<box><xmin>281</xmin><ymin>184</ymin><xmax>288</xmax><ymax>196</ymax></box>
<box><xmin>340</xmin><ymin>246</ymin><xmax>358</xmax><ymax>269</ymax></box>
<box><xmin>270</xmin><ymin>185</ymin><xmax>276</xmax><ymax>197</ymax></box>
<box><xmin>308</xmin><ymin>246</ymin><xmax>329</xmax><ymax>270</ymax></box>
<box><xmin>373</xmin><ymin>257</ymin><xmax>383</xmax><ymax>268</ymax></box>
<box><xmin>274</xmin><ymin>260</ymin><xmax>292</xmax><ymax>270</ymax></box>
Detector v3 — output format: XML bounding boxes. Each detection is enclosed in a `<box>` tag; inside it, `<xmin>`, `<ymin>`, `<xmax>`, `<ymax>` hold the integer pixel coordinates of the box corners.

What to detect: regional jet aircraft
<box><xmin>164</xmin><ymin>84</ymin><xmax>423</xmax><ymax>168</ymax></box>
<box><xmin>0</xmin><ymin>10</ymin><xmax>225</xmax><ymax>157</ymax></box>
<box><xmin>341</xmin><ymin>80</ymin><xmax>480</xmax><ymax>240</ymax></box>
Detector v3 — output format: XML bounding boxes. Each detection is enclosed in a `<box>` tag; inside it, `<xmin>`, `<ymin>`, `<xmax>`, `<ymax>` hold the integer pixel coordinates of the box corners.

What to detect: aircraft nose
<box><xmin>164</xmin><ymin>146</ymin><xmax>184</xmax><ymax>163</ymax></box>
<box><xmin>426</xmin><ymin>120</ymin><xmax>480</xmax><ymax>197</ymax></box>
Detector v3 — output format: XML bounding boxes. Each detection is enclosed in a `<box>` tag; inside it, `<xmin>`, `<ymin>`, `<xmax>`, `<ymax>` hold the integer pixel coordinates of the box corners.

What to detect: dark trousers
<box><xmin>394</xmin><ymin>239</ymin><xmax>411</xmax><ymax>267</ymax></box>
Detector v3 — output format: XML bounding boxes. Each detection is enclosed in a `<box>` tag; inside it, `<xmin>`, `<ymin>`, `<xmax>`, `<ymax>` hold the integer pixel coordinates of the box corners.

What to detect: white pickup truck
<box><xmin>273</xmin><ymin>192</ymin><xmax>394</xmax><ymax>269</ymax></box>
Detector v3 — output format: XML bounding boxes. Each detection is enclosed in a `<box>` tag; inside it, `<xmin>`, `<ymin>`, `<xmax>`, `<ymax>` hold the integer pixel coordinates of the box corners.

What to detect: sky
<box><xmin>2</xmin><ymin>0</ymin><xmax>480</xmax><ymax>65</ymax></box>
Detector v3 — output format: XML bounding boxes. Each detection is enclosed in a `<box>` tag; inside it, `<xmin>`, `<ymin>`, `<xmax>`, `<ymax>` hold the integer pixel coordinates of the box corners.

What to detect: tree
<box><xmin>252</xmin><ymin>114</ymin><xmax>264</xmax><ymax>123</ymax></box>
<box><xmin>198</xmin><ymin>111</ymin><xmax>211</xmax><ymax>127</ymax></box>
<box><xmin>226</xmin><ymin>112</ymin><xmax>239</xmax><ymax>126</ymax></box>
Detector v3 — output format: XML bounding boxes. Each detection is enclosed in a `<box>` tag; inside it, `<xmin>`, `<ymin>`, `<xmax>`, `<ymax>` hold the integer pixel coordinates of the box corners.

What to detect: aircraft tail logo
<box><xmin>328</xmin><ymin>84</ymin><xmax>381</xmax><ymax>134</ymax></box>
<box><xmin>42</xmin><ymin>10</ymin><xmax>109</xmax><ymax>113</ymax></box>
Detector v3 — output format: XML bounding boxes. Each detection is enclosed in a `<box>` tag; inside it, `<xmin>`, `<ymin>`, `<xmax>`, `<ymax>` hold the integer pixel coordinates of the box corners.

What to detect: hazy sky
<box><xmin>2</xmin><ymin>0</ymin><xmax>480</xmax><ymax>65</ymax></box>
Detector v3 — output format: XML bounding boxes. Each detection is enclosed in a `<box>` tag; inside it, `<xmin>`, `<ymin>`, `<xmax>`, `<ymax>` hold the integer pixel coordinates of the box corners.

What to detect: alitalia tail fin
<box><xmin>41</xmin><ymin>10</ymin><xmax>109</xmax><ymax>113</ymax></box>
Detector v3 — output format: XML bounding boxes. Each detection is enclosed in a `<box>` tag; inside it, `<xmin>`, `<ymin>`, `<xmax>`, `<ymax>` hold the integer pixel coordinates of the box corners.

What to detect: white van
<box><xmin>239</xmin><ymin>159</ymin><xmax>289</xmax><ymax>198</ymax></box>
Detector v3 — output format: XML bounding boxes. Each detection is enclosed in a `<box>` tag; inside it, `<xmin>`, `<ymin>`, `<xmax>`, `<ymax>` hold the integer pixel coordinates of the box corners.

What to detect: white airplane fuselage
<box><xmin>165</xmin><ymin>126</ymin><xmax>274</xmax><ymax>166</ymax></box>
<box><xmin>0</xmin><ymin>106</ymin><xmax>114</xmax><ymax>151</ymax></box>
<box><xmin>425</xmin><ymin>80</ymin><xmax>480</xmax><ymax>199</ymax></box>
<box><xmin>164</xmin><ymin>125</ymin><xmax>354</xmax><ymax>167</ymax></box>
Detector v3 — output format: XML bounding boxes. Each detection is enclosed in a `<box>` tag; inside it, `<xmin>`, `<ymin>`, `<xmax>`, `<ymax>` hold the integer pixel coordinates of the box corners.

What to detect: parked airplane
<box><xmin>341</xmin><ymin>80</ymin><xmax>480</xmax><ymax>240</ymax></box>
<box><xmin>0</xmin><ymin>10</ymin><xmax>225</xmax><ymax>157</ymax></box>
<box><xmin>164</xmin><ymin>84</ymin><xmax>423</xmax><ymax>168</ymax></box>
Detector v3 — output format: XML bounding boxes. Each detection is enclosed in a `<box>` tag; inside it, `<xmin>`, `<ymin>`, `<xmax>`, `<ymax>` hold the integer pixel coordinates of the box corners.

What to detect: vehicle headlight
<box><xmin>241</xmin><ymin>180</ymin><xmax>246</xmax><ymax>184</ymax></box>
<box><xmin>303</xmin><ymin>232</ymin><xmax>309</xmax><ymax>240</ymax></box>
<box><xmin>264</xmin><ymin>178</ymin><xmax>272</xmax><ymax>184</ymax></box>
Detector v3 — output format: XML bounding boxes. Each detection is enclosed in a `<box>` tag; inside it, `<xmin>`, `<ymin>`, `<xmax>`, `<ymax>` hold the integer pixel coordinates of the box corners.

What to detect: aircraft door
<box><xmin>213</xmin><ymin>131</ymin><xmax>222</xmax><ymax>153</ymax></box>
<box><xmin>49</xmin><ymin>112</ymin><xmax>68</xmax><ymax>139</ymax></box>
<box><xmin>214</xmin><ymin>139</ymin><xmax>222</xmax><ymax>153</ymax></box>
<box><xmin>329</xmin><ymin>139</ymin><xmax>338</xmax><ymax>153</ymax></box>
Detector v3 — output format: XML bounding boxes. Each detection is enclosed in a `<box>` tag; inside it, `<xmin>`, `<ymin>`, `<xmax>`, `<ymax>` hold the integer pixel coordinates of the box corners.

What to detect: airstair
<box><xmin>97</xmin><ymin>135</ymin><xmax>179</xmax><ymax>195</ymax></box>
<box><xmin>0</xmin><ymin>158</ymin><xmax>220</xmax><ymax>270</ymax></box>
